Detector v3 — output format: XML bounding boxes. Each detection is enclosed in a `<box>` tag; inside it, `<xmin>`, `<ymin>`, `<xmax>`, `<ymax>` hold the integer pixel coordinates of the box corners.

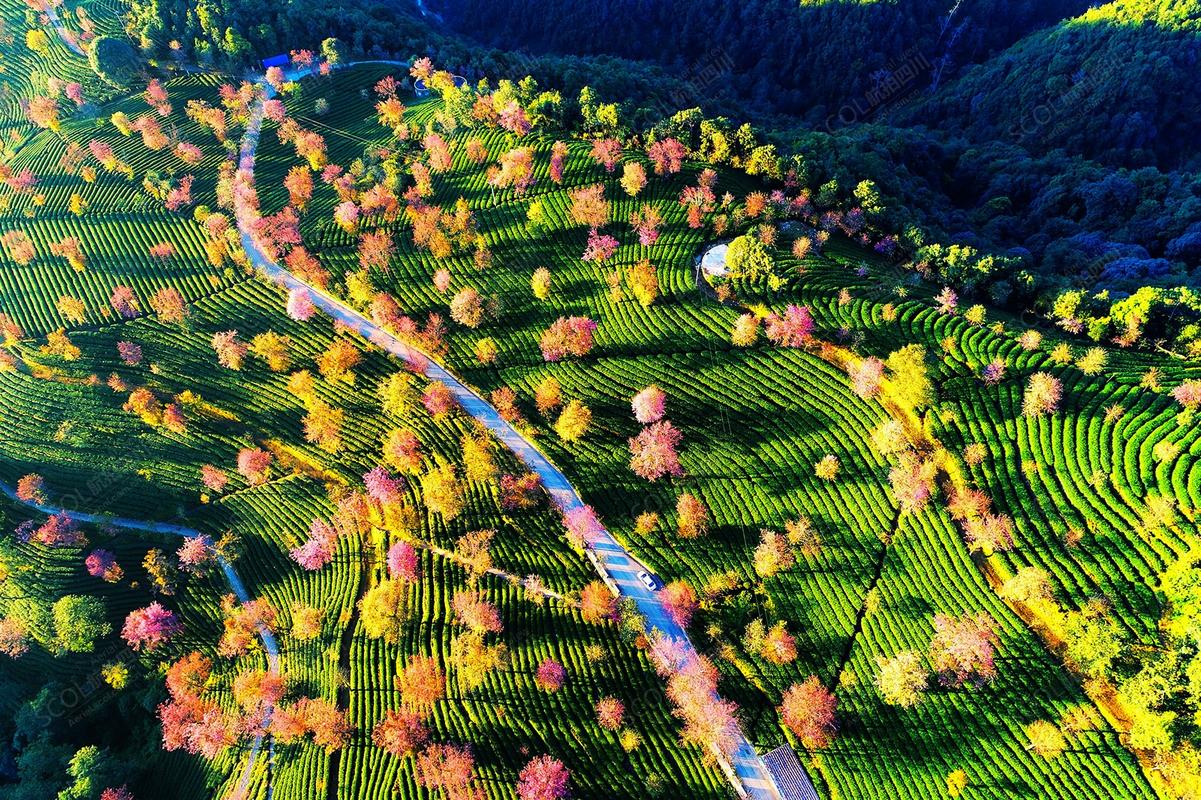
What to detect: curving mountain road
<box><xmin>40</xmin><ymin>1</ymin><xmax>86</xmax><ymax>56</ymax></box>
<box><xmin>239</xmin><ymin>64</ymin><xmax>782</xmax><ymax>800</ymax></box>
<box><xmin>0</xmin><ymin>481</ymin><xmax>280</xmax><ymax>797</ymax></box>
<box><xmin>31</xmin><ymin>24</ymin><xmax>781</xmax><ymax>790</ymax></box>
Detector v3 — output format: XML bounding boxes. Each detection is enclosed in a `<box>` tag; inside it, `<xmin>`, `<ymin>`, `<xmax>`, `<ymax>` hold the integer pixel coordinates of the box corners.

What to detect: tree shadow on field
<box><xmin>694</xmin><ymin>410</ymin><xmax>843</xmax><ymax>475</ymax></box>
<box><xmin>463</xmin><ymin>692</ymin><xmax>711</xmax><ymax>799</ymax></box>
<box><xmin>989</xmin><ymin>780</ymin><xmax>1040</xmax><ymax>797</ymax></box>
<box><xmin>135</xmin><ymin>749</ymin><xmax>215</xmax><ymax>800</ymax></box>
<box><xmin>987</xmin><ymin>650</ymin><xmax>1090</xmax><ymax>712</ymax></box>
<box><xmin>892</xmin><ymin>592</ymin><xmax>934</xmax><ymax>619</ymax></box>
<box><xmin>1098</xmin><ymin>578</ymin><xmax>1161</xmax><ymax>637</ymax></box>
<box><xmin>834</xmin><ymin>700</ymin><xmax>969</xmax><ymax>766</ymax></box>
<box><xmin>802</xmin><ymin>547</ymin><xmax>883</xmax><ymax>585</ymax></box>
<box><xmin>499</xmin><ymin>612</ymin><xmax>598</xmax><ymax>655</ymax></box>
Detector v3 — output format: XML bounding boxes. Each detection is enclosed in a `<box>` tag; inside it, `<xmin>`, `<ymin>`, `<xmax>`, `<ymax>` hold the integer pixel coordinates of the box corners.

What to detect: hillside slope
<box><xmin>433</xmin><ymin>0</ymin><xmax>1093</xmax><ymax>117</ymax></box>
<box><xmin>904</xmin><ymin>0</ymin><xmax>1201</xmax><ymax>170</ymax></box>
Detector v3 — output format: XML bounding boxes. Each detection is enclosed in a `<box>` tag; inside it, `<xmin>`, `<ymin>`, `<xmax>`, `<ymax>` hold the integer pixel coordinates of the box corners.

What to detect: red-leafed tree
<box><xmin>422</xmin><ymin>381</ymin><xmax>456</xmax><ymax>418</ymax></box>
<box><xmin>211</xmin><ymin>330</ymin><xmax>247</xmax><ymax>369</ymax></box>
<box><xmin>582</xmin><ymin>229</ymin><xmax>619</xmax><ymax>263</ymax></box>
<box><xmin>200</xmin><ymin>465</ymin><xmax>228</xmax><ymax>494</ymax></box>
<box><xmin>372</xmin><ymin>708</ymin><xmax>429</xmax><ymax>758</ymax></box>
<box><xmin>779</xmin><ymin>676</ymin><xmax>837</xmax><ymax>748</ymax></box>
<box><xmin>661</xmin><ymin>580</ymin><xmax>698</xmax><ymax>628</ymax></box>
<box><xmin>590</xmin><ymin>138</ymin><xmax>622</xmax><ymax>172</ymax></box>
<box><xmin>290</xmin><ymin>518</ymin><xmax>337</xmax><ymax>571</ymax></box>
<box><xmin>848</xmin><ymin>357</ymin><xmax>884</xmax><ymax>399</ymax></box>
<box><xmin>236</xmin><ymin>448</ymin><xmax>273</xmax><ymax>486</ymax></box>
<box><xmin>580</xmin><ymin>580</ymin><xmax>617</xmax><ymax>624</ymax></box>
<box><xmin>517</xmin><ymin>755</ymin><xmax>571</xmax><ymax>800</ymax></box>
<box><xmin>297</xmin><ymin>697</ymin><xmax>351</xmax><ymax>751</ymax></box>
<box><xmin>121</xmin><ymin>602</ymin><xmax>182</xmax><ymax>650</ymax></box>
<box><xmin>85</xmin><ymin>549</ymin><xmax>123</xmax><ymax>582</ymax></box>
<box><xmin>386</xmin><ymin>541</ymin><xmax>420</xmax><ymax>582</ymax></box>
<box><xmin>630</xmin><ymin>203</ymin><xmax>663</xmax><ymax>247</ymax></box>
<box><xmin>929</xmin><ymin>612</ymin><xmax>999</xmax><ymax>688</ymax></box>
<box><xmin>493</xmin><ymin>147</ymin><xmax>536</xmax><ymax>195</ymax></box>
<box><xmin>675</xmin><ymin>492</ymin><xmax>709</xmax><ymax>539</ymax></box>
<box><xmin>359</xmin><ymin>230</ymin><xmax>394</xmax><ymax>271</ymax></box>
<box><xmin>629</xmin><ymin>420</ymin><xmax>683</xmax><ymax>481</ymax></box>
<box><xmin>647</xmin><ymin>138</ymin><xmax>686</xmax><ymax>175</ymax></box>
<box><xmin>562</xmin><ymin>505</ymin><xmax>603</xmax><ymax>549</ymax></box>
<box><xmin>569</xmin><ymin>184</ymin><xmax>609</xmax><ymax>228</ymax></box>
<box><xmin>285</xmin><ymin>165</ymin><xmax>313</xmax><ymax>210</ymax></box>
<box><xmin>159</xmin><ymin>695</ymin><xmax>234</xmax><ymax>758</ymax></box>
<box><xmin>499</xmin><ymin>101</ymin><xmax>532</xmax><ymax>136</ymax></box>
<box><xmin>595</xmin><ymin>696</ymin><xmax>624</xmax><ymax>730</ymax></box>
<box><xmin>287</xmin><ymin>288</ymin><xmax>316</xmax><ymax>321</ymax></box>
<box><xmin>449</xmin><ymin>287</ymin><xmax>485</xmax><ymax>328</ymax></box>
<box><xmin>648</xmin><ymin>636</ymin><xmax>740</xmax><ymax>761</ymax></box>
<box><xmin>166</xmin><ymin>652</ymin><xmax>212</xmax><ymax>699</ymax></box>
<box><xmin>549</xmin><ymin>141</ymin><xmax>568</xmax><ymax>184</ymax></box>
<box><xmin>499</xmin><ymin>472</ymin><xmax>542</xmax><ymax>511</ymax></box>
<box><xmin>424</xmin><ymin>133</ymin><xmax>453</xmax><ymax>172</ymax></box>
<box><xmin>764</xmin><ymin>305</ymin><xmax>814</xmax><ymax>348</ymax></box>
<box><xmin>534</xmin><ymin>658</ymin><xmax>566</xmax><ymax>692</ymax></box>
<box><xmin>452</xmin><ymin>591</ymin><xmax>503</xmax><ymax>634</ymax></box>
<box><xmin>151</xmin><ymin>287</ymin><xmax>188</xmax><ymax>324</ymax></box>
<box><xmin>15</xmin><ymin>473</ymin><xmax>46</xmax><ymax>504</ymax></box>
<box><xmin>416</xmin><ymin>743</ymin><xmax>478</xmax><ymax>797</ymax></box>
<box><xmin>539</xmin><ymin>316</ymin><xmax>597</xmax><ymax>361</ymax></box>
<box><xmin>761</xmin><ymin>621</ymin><xmax>798</xmax><ymax>665</ymax></box>
<box><xmin>2</xmin><ymin>230</ymin><xmax>36</xmax><ymax>265</ymax></box>
<box><xmin>396</xmin><ymin>654</ymin><xmax>446</xmax><ymax>711</ymax></box>
<box><xmin>383</xmin><ymin>428</ymin><xmax>423</xmax><ymax>473</ymax></box>
<box><xmin>100</xmin><ymin>787</ymin><xmax>135</xmax><ymax>800</ymax></box>
<box><xmin>110</xmin><ymin>285</ymin><xmax>139</xmax><ymax>318</ymax></box>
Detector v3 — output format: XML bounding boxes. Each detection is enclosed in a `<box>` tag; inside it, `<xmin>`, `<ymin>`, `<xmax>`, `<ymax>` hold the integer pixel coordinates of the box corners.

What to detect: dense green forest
<box><xmin>433</xmin><ymin>0</ymin><xmax>1092</xmax><ymax>118</ymax></box>
<box><xmin>121</xmin><ymin>0</ymin><xmax>756</xmax><ymax>127</ymax></box>
<box><xmin>123</xmin><ymin>0</ymin><xmax>421</xmax><ymax>63</ymax></box>
<box><xmin>902</xmin><ymin>0</ymin><xmax>1201</xmax><ymax>171</ymax></box>
<box><xmin>785</xmin><ymin>123</ymin><xmax>1201</xmax><ymax>295</ymax></box>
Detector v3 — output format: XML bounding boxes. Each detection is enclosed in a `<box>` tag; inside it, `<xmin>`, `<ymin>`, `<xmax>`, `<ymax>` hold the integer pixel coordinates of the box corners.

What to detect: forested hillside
<box><xmin>434</xmin><ymin>0</ymin><xmax>1093</xmax><ymax>117</ymax></box>
<box><xmin>902</xmin><ymin>0</ymin><xmax>1201</xmax><ymax>170</ymax></box>
<box><xmin>784</xmin><ymin>122</ymin><xmax>1201</xmax><ymax>301</ymax></box>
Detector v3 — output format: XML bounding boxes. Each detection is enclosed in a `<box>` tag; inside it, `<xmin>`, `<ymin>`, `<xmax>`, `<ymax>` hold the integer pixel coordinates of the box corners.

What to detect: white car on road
<box><xmin>636</xmin><ymin>570</ymin><xmax>659</xmax><ymax>591</ymax></box>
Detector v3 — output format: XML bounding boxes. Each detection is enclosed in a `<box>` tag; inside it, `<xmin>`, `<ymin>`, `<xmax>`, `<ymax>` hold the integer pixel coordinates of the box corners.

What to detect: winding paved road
<box><xmin>0</xmin><ymin>482</ymin><xmax>280</xmax><ymax>797</ymax></box>
<box><xmin>33</xmin><ymin>26</ymin><xmax>781</xmax><ymax>791</ymax></box>
<box><xmin>40</xmin><ymin>1</ymin><xmax>86</xmax><ymax>56</ymax></box>
<box><xmin>239</xmin><ymin>64</ymin><xmax>781</xmax><ymax>800</ymax></box>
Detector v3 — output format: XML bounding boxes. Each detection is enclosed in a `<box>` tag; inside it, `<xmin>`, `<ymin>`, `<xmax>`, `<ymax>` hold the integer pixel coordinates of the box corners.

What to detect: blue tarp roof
<box><xmin>261</xmin><ymin>54</ymin><xmax>289</xmax><ymax>69</ymax></box>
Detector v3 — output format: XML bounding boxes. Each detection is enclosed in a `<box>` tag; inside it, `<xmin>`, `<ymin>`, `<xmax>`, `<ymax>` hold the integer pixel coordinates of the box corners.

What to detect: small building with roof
<box><xmin>762</xmin><ymin>744</ymin><xmax>820</xmax><ymax>800</ymax></box>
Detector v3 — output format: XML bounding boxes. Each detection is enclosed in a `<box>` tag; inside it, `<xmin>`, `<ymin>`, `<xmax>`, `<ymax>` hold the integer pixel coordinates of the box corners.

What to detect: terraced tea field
<box><xmin>0</xmin><ymin>15</ymin><xmax>1195</xmax><ymax>800</ymax></box>
<box><xmin>244</xmin><ymin>62</ymin><xmax>1173</xmax><ymax>799</ymax></box>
